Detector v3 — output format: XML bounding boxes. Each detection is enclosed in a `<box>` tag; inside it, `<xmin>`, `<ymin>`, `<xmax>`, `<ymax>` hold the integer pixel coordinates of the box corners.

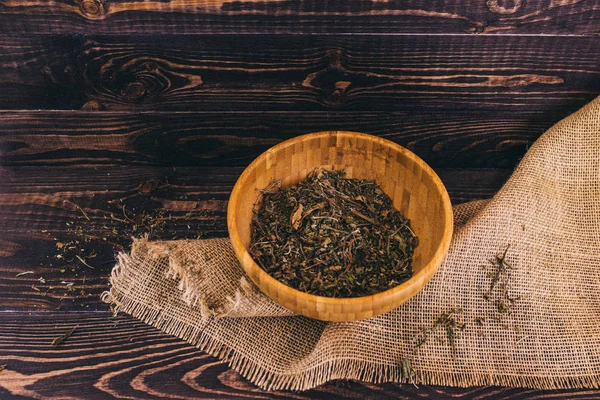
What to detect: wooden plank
<box><xmin>0</xmin><ymin>165</ymin><xmax>509</xmax><ymax>312</ymax></box>
<box><xmin>1</xmin><ymin>34</ymin><xmax>599</xmax><ymax>112</ymax></box>
<box><xmin>0</xmin><ymin>110</ymin><xmax>559</xmax><ymax>169</ymax></box>
<box><xmin>1</xmin><ymin>0</ymin><xmax>600</xmax><ymax>35</ymax></box>
<box><xmin>0</xmin><ymin>166</ymin><xmax>232</xmax><ymax>236</ymax></box>
<box><xmin>0</xmin><ymin>166</ymin><xmax>505</xmax><ymax>234</ymax></box>
<box><xmin>1</xmin><ymin>312</ymin><xmax>599</xmax><ymax>399</ymax></box>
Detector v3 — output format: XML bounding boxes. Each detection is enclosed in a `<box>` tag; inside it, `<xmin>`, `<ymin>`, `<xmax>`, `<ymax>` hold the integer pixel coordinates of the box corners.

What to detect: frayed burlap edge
<box><xmin>103</xmin><ymin>265</ymin><xmax>600</xmax><ymax>392</ymax></box>
<box><xmin>101</xmin><ymin>200</ymin><xmax>600</xmax><ymax>391</ymax></box>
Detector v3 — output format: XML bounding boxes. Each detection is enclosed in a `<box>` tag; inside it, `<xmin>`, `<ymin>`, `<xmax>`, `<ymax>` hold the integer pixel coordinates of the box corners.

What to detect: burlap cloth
<box><xmin>102</xmin><ymin>97</ymin><xmax>600</xmax><ymax>391</ymax></box>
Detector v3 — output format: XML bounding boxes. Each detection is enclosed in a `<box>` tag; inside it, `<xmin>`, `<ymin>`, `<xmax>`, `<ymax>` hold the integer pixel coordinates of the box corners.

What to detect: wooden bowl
<box><xmin>227</xmin><ymin>131</ymin><xmax>453</xmax><ymax>322</ymax></box>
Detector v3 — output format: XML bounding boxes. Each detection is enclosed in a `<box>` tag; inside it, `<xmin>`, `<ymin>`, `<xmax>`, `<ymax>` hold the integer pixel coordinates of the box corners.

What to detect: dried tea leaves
<box><xmin>250</xmin><ymin>169</ymin><xmax>418</xmax><ymax>298</ymax></box>
<box><xmin>415</xmin><ymin>308</ymin><xmax>466</xmax><ymax>357</ymax></box>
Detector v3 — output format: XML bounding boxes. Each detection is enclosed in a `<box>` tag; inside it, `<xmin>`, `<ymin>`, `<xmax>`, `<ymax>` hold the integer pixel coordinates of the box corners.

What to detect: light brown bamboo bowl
<box><xmin>228</xmin><ymin>131</ymin><xmax>453</xmax><ymax>322</ymax></box>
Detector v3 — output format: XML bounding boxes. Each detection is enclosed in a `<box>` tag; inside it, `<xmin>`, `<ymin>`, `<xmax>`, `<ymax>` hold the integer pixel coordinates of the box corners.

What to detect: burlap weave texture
<box><xmin>103</xmin><ymin>97</ymin><xmax>600</xmax><ymax>391</ymax></box>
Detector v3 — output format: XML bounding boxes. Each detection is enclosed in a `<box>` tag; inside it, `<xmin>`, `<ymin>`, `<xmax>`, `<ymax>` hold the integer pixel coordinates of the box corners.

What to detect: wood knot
<box><xmin>467</xmin><ymin>21</ymin><xmax>488</xmax><ymax>34</ymax></box>
<box><xmin>325</xmin><ymin>82</ymin><xmax>351</xmax><ymax>107</ymax></box>
<box><xmin>79</xmin><ymin>0</ymin><xmax>105</xmax><ymax>18</ymax></box>
<box><xmin>124</xmin><ymin>82</ymin><xmax>146</xmax><ymax>100</ymax></box>
<box><xmin>326</xmin><ymin>49</ymin><xmax>344</xmax><ymax>69</ymax></box>
<box><xmin>143</xmin><ymin>62</ymin><xmax>160</xmax><ymax>72</ymax></box>
<box><xmin>80</xmin><ymin>100</ymin><xmax>106</xmax><ymax>111</ymax></box>
<box><xmin>335</xmin><ymin>81</ymin><xmax>351</xmax><ymax>91</ymax></box>
<box><xmin>139</xmin><ymin>181</ymin><xmax>158</xmax><ymax>195</ymax></box>
<box><xmin>486</xmin><ymin>0</ymin><xmax>523</xmax><ymax>14</ymax></box>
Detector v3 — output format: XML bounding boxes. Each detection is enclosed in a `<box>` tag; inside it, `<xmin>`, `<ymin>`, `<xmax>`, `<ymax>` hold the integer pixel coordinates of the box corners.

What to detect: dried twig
<box><xmin>484</xmin><ymin>244</ymin><xmax>519</xmax><ymax>315</ymax></box>
<box><xmin>76</xmin><ymin>255</ymin><xmax>94</xmax><ymax>269</ymax></box>
<box><xmin>416</xmin><ymin>308</ymin><xmax>466</xmax><ymax>357</ymax></box>
<box><xmin>71</xmin><ymin>201</ymin><xmax>90</xmax><ymax>221</ymax></box>
<box><xmin>399</xmin><ymin>358</ymin><xmax>417</xmax><ymax>387</ymax></box>
<box><xmin>51</xmin><ymin>326</ymin><xmax>77</xmax><ymax>346</ymax></box>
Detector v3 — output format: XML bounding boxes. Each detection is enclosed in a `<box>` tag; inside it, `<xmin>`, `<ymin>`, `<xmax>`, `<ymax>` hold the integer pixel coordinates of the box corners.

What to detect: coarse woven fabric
<box><xmin>103</xmin><ymin>96</ymin><xmax>600</xmax><ymax>391</ymax></box>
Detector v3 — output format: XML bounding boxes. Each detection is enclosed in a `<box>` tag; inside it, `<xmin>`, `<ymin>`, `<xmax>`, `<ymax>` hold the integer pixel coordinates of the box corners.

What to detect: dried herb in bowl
<box><xmin>250</xmin><ymin>169</ymin><xmax>418</xmax><ymax>298</ymax></box>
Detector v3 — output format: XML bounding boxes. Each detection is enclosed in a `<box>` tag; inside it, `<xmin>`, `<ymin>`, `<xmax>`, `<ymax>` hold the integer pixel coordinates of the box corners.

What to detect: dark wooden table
<box><xmin>2</xmin><ymin>1</ymin><xmax>600</xmax><ymax>398</ymax></box>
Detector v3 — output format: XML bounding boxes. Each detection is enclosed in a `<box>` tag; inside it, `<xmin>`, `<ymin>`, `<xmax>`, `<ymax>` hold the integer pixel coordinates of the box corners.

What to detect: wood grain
<box><xmin>1</xmin><ymin>35</ymin><xmax>599</xmax><ymax>111</ymax></box>
<box><xmin>2</xmin><ymin>1</ymin><xmax>597</xmax><ymax>393</ymax></box>
<box><xmin>1</xmin><ymin>312</ymin><xmax>600</xmax><ymax>399</ymax></box>
<box><xmin>0</xmin><ymin>165</ymin><xmax>508</xmax><ymax>312</ymax></box>
<box><xmin>1</xmin><ymin>0</ymin><xmax>599</xmax><ymax>35</ymax></box>
<box><xmin>0</xmin><ymin>110</ymin><xmax>557</xmax><ymax>169</ymax></box>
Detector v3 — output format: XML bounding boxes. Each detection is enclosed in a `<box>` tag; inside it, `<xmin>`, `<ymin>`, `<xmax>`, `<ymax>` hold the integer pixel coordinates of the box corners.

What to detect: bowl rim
<box><xmin>227</xmin><ymin>130</ymin><xmax>453</xmax><ymax>306</ymax></box>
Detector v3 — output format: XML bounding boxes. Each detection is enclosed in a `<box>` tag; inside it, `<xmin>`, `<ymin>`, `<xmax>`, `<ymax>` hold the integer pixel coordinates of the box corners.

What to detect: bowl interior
<box><xmin>228</xmin><ymin>131</ymin><xmax>452</xmax><ymax>321</ymax></box>
<box><xmin>233</xmin><ymin>132</ymin><xmax>448</xmax><ymax>276</ymax></box>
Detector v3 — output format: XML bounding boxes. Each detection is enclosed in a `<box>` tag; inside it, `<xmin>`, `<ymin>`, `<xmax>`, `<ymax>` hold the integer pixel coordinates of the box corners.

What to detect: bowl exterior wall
<box><xmin>228</xmin><ymin>131</ymin><xmax>453</xmax><ymax>321</ymax></box>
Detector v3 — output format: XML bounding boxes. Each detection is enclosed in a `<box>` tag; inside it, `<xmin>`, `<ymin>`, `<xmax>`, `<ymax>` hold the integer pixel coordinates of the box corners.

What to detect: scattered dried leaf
<box><xmin>51</xmin><ymin>326</ymin><xmax>77</xmax><ymax>346</ymax></box>
<box><xmin>290</xmin><ymin>204</ymin><xmax>304</xmax><ymax>230</ymax></box>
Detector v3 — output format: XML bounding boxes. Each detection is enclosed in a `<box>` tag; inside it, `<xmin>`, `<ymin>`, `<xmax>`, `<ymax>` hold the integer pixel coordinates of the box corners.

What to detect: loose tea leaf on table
<box><xmin>51</xmin><ymin>326</ymin><xmax>77</xmax><ymax>347</ymax></box>
<box><xmin>250</xmin><ymin>169</ymin><xmax>418</xmax><ymax>298</ymax></box>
